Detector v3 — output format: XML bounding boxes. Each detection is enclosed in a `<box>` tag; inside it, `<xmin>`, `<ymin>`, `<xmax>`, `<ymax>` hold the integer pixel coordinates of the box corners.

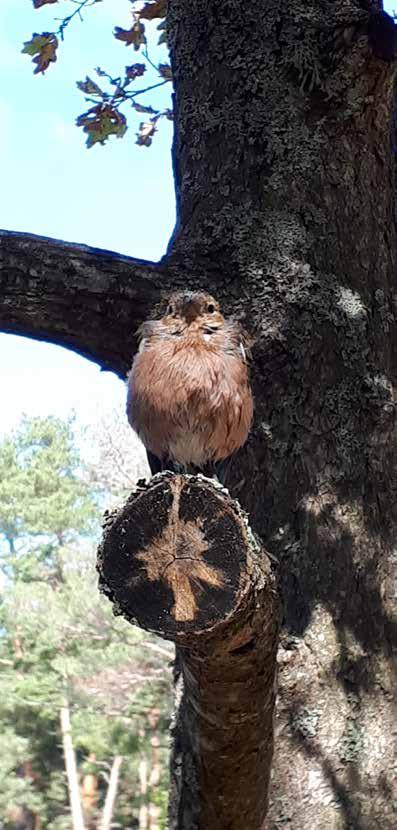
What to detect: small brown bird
<box><xmin>127</xmin><ymin>291</ymin><xmax>253</xmax><ymax>477</ymax></box>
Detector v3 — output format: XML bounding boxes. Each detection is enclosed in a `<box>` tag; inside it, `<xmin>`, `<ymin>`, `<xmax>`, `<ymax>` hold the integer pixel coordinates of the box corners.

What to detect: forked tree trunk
<box><xmin>101</xmin><ymin>755</ymin><xmax>123</xmax><ymax>830</ymax></box>
<box><xmin>0</xmin><ymin>1</ymin><xmax>396</xmax><ymax>828</ymax></box>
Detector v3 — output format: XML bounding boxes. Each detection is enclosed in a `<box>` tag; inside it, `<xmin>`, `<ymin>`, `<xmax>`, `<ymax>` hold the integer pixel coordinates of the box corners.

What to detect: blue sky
<box><xmin>0</xmin><ymin>0</ymin><xmax>175</xmax><ymax>439</ymax></box>
<box><xmin>0</xmin><ymin>1</ymin><xmax>396</xmax><ymax>441</ymax></box>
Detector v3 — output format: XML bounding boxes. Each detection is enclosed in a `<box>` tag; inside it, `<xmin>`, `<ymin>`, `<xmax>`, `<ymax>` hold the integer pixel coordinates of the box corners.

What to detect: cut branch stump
<box><xmin>97</xmin><ymin>474</ymin><xmax>279</xmax><ymax>830</ymax></box>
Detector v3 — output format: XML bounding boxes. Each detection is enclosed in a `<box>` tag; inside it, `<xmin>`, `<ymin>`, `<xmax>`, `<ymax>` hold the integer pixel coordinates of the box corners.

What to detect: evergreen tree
<box><xmin>0</xmin><ymin>417</ymin><xmax>171</xmax><ymax>829</ymax></box>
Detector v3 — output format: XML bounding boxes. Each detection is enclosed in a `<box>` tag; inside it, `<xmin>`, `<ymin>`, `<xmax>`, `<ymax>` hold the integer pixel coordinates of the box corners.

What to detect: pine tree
<box><xmin>0</xmin><ymin>417</ymin><xmax>171</xmax><ymax>829</ymax></box>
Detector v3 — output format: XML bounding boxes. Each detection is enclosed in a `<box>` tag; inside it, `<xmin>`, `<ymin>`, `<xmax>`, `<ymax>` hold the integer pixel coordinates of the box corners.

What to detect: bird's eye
<box><xmin>207</xmin><ymin>303</ymin><xmax>215</xmax><ymax>313</ymax></box>
<box><xmin>167</xmin><ymin>304</ymin><xmax>175</xmax><ymax>315</ymax></box>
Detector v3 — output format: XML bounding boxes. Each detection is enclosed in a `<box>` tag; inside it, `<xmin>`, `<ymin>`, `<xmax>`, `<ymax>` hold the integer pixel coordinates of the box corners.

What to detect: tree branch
<box><xmin>97</xmin><ymin>474</ymin><xmax>280</xmax><ymax>830</ymax></box>
<box><xmin>0</xmin><ymin>230</ymin><xmax>168</xmax><ymax>376</ymax></box>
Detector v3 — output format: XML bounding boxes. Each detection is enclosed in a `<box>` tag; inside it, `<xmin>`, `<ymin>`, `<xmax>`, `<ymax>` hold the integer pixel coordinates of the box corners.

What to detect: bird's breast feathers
<box><xmin>127</xmin><ymin>325</ymin><xmax>253</xmax><ymax>464</ymax></box>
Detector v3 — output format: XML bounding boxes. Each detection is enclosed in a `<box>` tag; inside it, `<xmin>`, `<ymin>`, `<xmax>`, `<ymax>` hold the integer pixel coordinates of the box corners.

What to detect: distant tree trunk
<box><xmin>7</xmin><ymin>764</ymin><xmax>42</xmax><ymax>830</ymax></box>
<box><xmin>101</xmin><ymin>756</ymin><xmax>123</xmax><ymax>830</ymax></box>
<box><xmin>147</xmin><ymin>708</ymin><xmax>161</xmax><ymax>830</ymax></box>
<box><xmin>13</xmin><ymin>625</ymin><xmax>23</xmax><ymax>661</ymax></box>
<box><xmin>138</xmin><ymin>757</ymin><xmax>149</xmax><ymax>830</ymax></box>
<box><xmin>6</xmin><ymin>806</ymin><xmax>41</xmax><ymax>830</ymax></box>
<box><xmin>148</xmin><ymin>708</ymin><xmax>161</xmax><ymax>789</ymax></box>
<box><xmin>60</xmin><ymin>700</ymin><xmax>85</xmax><ymax>830</ymax></box>
<box><xmin>81</xmin><ymin>754</ymin><xmax>99</xmax><ymax>829</ymax></box>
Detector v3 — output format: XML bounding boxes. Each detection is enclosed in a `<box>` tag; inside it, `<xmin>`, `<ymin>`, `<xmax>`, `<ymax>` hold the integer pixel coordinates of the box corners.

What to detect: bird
<box><xmin>126</xmin><ymin>290</ymin><xmax>253</xmax><ymax>479</ymax></box>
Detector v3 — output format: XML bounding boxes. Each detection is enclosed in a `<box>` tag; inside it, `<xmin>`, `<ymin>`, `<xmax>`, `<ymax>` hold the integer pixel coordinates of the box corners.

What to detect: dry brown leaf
<box><xmin>158</xmin><ymin>63</ymin><xmax>172</xmax><ymax>81</ymax></box>
<box><xmin>136</xmin><ymin>119</ymin><xmax>158</xmax><ymax>147</ymax></box>
<box><xmin>132</xmin><ymin>101</ymin><xmax>157</xmax><ymax>114</ymax></box>
<box><xmin>77</xmin><ymin>76</ymin><xmax>103</xmax><ymax>97</ymax></box>
<box><xmin>76</xmin><ymin>104</ymin><xmax>127</xmax><ymax>148</ymax></box>
<box><xmin>126</xmin><ymin>63</ymin><xmax>146</xmax><ymax>80</ymax></box>
<box><xmin>138</xmin><ymin>0</ymin><xmax>166</xmax><ymax>21</ymax></box>
<box><xmin>114</xmin><ymin>20</ymin><xmax>146</xmax><ymax>50</ymax></box>
<box><xmin>22</xmin><ymin>32</ymin><xmax>58</xmax><ymax>75</ymax></box>
<box><xmin>33</xmin><ymin>0</ymin><xmax>58</xmax><ymax>7</ymax></box>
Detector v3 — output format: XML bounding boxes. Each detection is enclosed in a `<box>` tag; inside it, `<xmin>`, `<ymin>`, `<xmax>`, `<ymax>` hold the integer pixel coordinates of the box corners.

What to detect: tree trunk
<box><xmin>138</xmin><ymin>757</ymin><xmax>149</xmax><ymax>830</ymax></box>
<box><xmin>60</xmin><ymin>700</ymin><xmax>86</xmax><ymax>830</ymax></box>
<box><xmin>148</xmin><ymin>708</ymin><xmax>161</xmax><ymax>789</ymax></box>
<box><xmin>0</xmin><ymin>1</ymin><xmax>396</xmax><ymax>828</ymax></box>
<box><xmin>166</xmin><ymin>2</ymin><xmax>397</xmax><ymax>827</ymax></box>
<box><xmin>81</xmin><ymin>754</ymin><xmax>99</xmax><ymax>828</ymax></box>
<box><xmin>6</xmin><ymin>806</ymin><xmax>41</xmax><ymax>830</ymax></box>
<box><xmin>101</xmin><ymin>755</ymin><xmax>123</xmax><ymax>830</ymax></box>
<box><xmin>147</xmin><ymin>708</ymin><xmax>162</xmax><ymax>829</ymax></box>
<box><xmin>98</xmin><ymin>474</ymin><xmax>279</xmax><ymax>830</ymax></box>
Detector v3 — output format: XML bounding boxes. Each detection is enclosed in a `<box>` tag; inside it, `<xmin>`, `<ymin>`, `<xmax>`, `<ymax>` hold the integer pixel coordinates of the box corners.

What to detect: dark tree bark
<box><xmin>97</xmin><ymin>475</ymin><xmax>279</xmax><ymax>830</ymax></box>
<box><xmin>1</xmin><ymin>0</ymin><xmax>396</xmax><ymax>827</ymax></box>
<box><xmin>0</xmin><ymin>230</ymin><xmax>166</xmax><ymax>375</ymax></box>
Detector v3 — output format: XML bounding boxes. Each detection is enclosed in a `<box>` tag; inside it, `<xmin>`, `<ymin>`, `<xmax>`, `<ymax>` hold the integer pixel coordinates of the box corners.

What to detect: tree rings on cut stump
<box><xmin>97</xmin><ymin>474</ymin><xmax>252</xmax><ymax>638</ymax></box>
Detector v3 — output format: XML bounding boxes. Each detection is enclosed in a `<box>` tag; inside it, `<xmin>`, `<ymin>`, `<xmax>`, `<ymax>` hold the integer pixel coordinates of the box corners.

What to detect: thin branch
<box><xmin>141</xmin><ymin>641</ymin><xmax>175</xmax><ymax>660</ymax></box>
<box><xmin>55</xmin><ymin>0</ymin><xmax>98</xmax><ymax>41</ymax></box>
<box><xmin>130</xmin><ymin>79</ymin><xmax>169</xmax><ymax>99</ymax></box>
<box><xmin>143</xmin><ymin>45</ymin><xmax>161</xmax><ymax>74</ymax></box>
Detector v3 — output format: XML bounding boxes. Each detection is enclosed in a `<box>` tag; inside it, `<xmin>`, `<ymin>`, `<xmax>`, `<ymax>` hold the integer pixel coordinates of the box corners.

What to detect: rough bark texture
<box><xmin>0</xmin><ymin>0</ymin><xmax>396</xmax><ymax>827</ymax></box>
<box><xmin>166</xmin><ymin>2</ymin><xmax>397</xmax><ymax>827</ymax></box>
<box><xmin>98</xmin><ymin>475</ymin><xmax>279</xmax><ymax>830</ymax></box>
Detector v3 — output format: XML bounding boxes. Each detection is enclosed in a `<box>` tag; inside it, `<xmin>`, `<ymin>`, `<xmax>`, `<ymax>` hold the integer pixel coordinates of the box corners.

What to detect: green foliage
<box><xmin>0</xmin><ymin>730</ymin><xmax>46</xmax><ymax>817</ymax></box>
<box><xmin>0</xmin><ymin>415</ymin><xmax>97</xmax><ymax>581</ymax></box>
<box><xmin>0</xmin><ymin>416</ymin><xmax>172</xmax><ymax>828</ymax></box>
<box><xmin>23</xmin><ymin>0</ymin><xmax>173</xmax><ymax>147</ymax></box>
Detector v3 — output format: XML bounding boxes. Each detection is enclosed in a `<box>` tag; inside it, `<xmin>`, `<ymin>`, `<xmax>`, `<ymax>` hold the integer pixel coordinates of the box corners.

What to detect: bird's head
<box><xmin>163</xmin><ymin>291</ymin><xmax>225</xmax><ymax>332</ymax></box>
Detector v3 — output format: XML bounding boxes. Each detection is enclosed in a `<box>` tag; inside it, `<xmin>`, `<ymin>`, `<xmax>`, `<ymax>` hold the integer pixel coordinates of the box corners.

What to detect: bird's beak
<box><xmin>183</xmin><ymin>302</ymin><xmax>198</xmax><ymax>323</ymax></box>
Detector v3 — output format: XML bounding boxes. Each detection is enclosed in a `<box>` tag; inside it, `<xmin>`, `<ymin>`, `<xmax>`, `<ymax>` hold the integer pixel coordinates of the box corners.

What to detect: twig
<box><xmin>56</xmin><ymin>0</ymin><xmax>98</xmax><ymax>41</ymax></box>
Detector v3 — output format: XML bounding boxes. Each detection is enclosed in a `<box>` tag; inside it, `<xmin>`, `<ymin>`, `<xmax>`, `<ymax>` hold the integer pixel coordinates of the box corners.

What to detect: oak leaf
<box><xmin>132</xmin><ymin>101</ymin><xmax>157</xmax><ymax>114</ymax></box>
<box><xmin>126</xmin><ymin>63</ymin><xmax>146</xmax><ymax>80</ymax></box>
<box><xmin>136</xmin><ymin>119</ymin><xmax>158</xmax><ymax>147</ymax></box>
<box><xmin>138</xmin><ymin>0</ymin><xmax>167</xmax><ymax>21</ymax></box>
<box><xmin>114</xmin><ymin>20</ymin><xmax>146</xmax><ymax>50</ymax></box>
<box><xmin>76</xmin><ymin>104</ymin><xmax>127</xmax><ymax>148</ymax></box>
<box><xmin>157</xmin><ymin>19</ymin><xmax>168</xmax><ymax>46</ymax></box>
<box><xmin>77</xmin><ymin>76</ymin><xmax>103</xmax><ymax>96</ymax></box>
<box><xmin>22</xmin><ymin>32</ymin><xmax>58</xmax><ymax>74</ymax></box>
<box><xmin>158</xmin><ymin>63</ymin><xmax>172</xmax><ymax>81</ymax></box>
